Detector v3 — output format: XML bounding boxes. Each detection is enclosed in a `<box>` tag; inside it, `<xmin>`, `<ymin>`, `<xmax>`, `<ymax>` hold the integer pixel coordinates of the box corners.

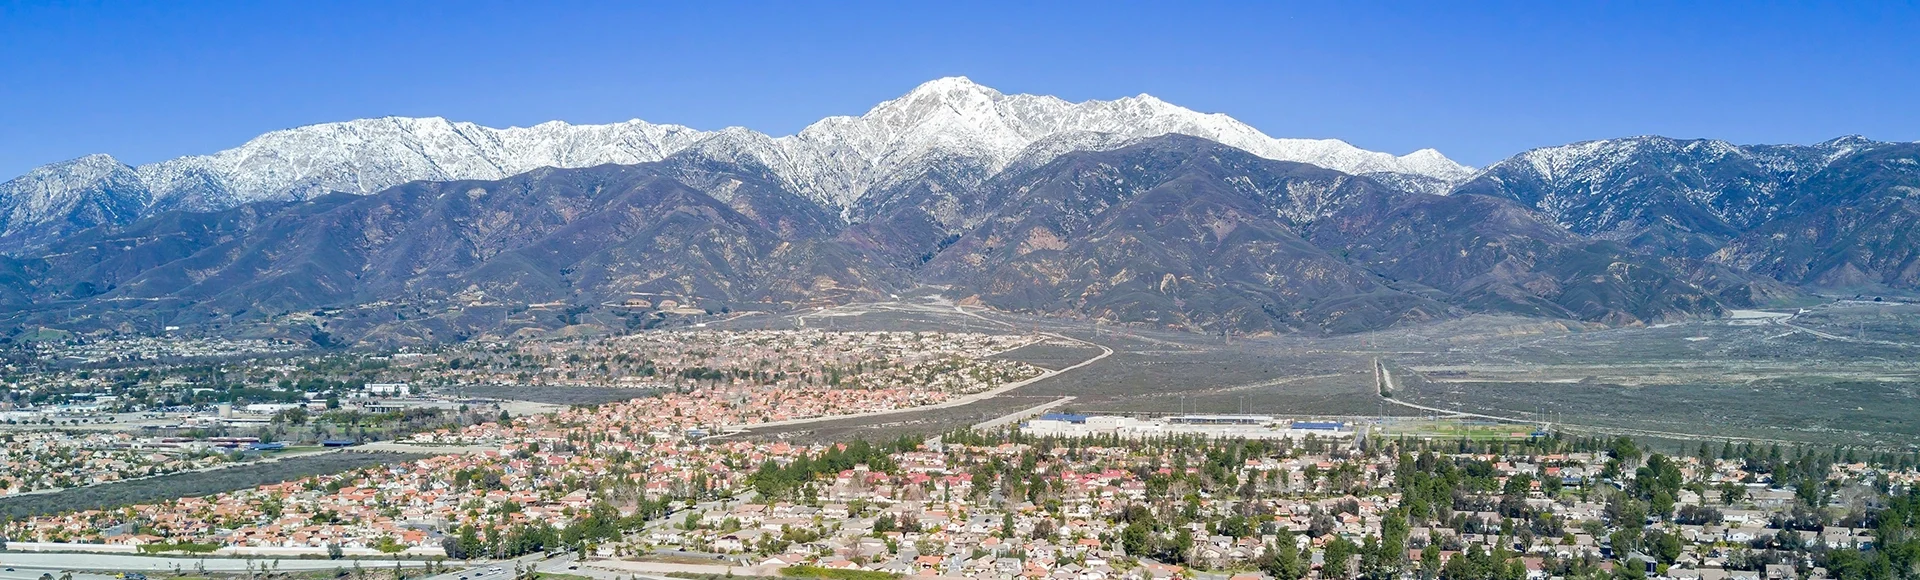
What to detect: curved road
<box><xmin>713</xmin><ymin>331</ymin><xmax>1111</xmax><ymax>437</ymax></box>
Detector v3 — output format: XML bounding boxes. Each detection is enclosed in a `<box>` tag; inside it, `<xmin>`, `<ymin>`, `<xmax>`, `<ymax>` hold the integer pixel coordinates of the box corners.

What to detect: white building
<box><xmin>1022</xmin><ymin>414</ymin><xmax>1353</xmax><ymax>441</ymax></box>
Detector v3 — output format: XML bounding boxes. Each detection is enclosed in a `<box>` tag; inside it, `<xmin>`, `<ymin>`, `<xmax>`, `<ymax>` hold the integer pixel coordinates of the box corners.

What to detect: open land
<box><xmin>709</xmin><ymin>297</ymin><xmax>1920</xmax><ymax>449</ymax></box>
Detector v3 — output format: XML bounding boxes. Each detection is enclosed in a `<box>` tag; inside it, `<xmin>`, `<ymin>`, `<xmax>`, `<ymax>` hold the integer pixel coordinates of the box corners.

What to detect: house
<box><xmin>1764</xmin><ymin>564</ymin><xmax>1795</xmax><ymax>580</ymax></box>
<box><xmin>820</xmin><ymin>559</ymin><xmax>861</xmax><ymax>571</ymax></box>
<box><xmin>713</xmin><ymin>529</ymin><xmax>766</xmax><ymax>553</ymax></box>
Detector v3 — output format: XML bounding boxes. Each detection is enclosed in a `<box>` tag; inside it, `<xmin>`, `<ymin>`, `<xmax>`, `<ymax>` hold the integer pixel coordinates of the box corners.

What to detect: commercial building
<box><xmin>1021</xmin><ymin>414</ymin><xmax>1353</xmax><ymax>440</ymax></box>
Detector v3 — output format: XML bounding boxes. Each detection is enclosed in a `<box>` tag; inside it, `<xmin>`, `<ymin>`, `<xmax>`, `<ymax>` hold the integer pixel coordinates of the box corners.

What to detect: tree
<box><xmin>1259</xmin><ymin>531</ymin><xmax>1306</xmax><ymax>580</ymax></box>
<box><xmin>1122</xmin><ymin>521</ymin><xmax>1152</xmax><ymax>559</ymax></box>
<box><xmin>1420</xmin><ymin>538</ymin><xmax>1443</xmax><ymax>580</ymax></box>
<box><xmin>443</xmin><ymin>525</ymin><xmax>482</xmax><ymax>560</ymax></box>
<box><xmin>276</xmin><ymin>406</ymin><xmax>309</xmax><ymax>426</ymax></box>
<box><xmin>375</xmin><ymin>535</ymin><xmax>407</xmax><ymax>554</ymax></box>
<box><xmin>1541</xmin><ymin>475</ymin><xmax>1563</xmax><ymax>497</ymax></box>
<box><xmin>328</xmin><ymin>542</ymin><xmax>345</xmax><ymax>560</ymax></box>
<box><xmin>1324</xmin><ymin>537</ymin><xmax>1359</xmax><ymax>579</ymax></box>
<box><xmin>1646</xmin><ymin>529</ymin><xmax>1682</xmax><ymax>565</ymax></box>
<box><xmin>1381</xmin><ymin>510</ymin><xmax>1410</xmax><ymax>574</ymax></box>
<box><xmin>1609</xmin><ymin>438</ymin><xmax>1642</xmax><ymax>467</ymax></box>
<box><xmin>1718</xmin><ymin>482</ymin><xmax>1747</xmax><ymax>505</ymax></box>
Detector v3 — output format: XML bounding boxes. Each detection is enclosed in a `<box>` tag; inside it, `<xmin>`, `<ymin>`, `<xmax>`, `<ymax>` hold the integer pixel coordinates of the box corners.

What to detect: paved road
<box><xmin>972</xmin><ymin>396</ymin><xmax>1076</xmax><ymax>430</ymax></box>
<box><xmin>417</xmin><ymin>552</ymin><xmax>558</xmax><ymax>580</ymax></box>
<box><xmin>0</xmin><ymin>568</ymin><xmax>116</xmax><ymax>580</ymax></box>
<box><xmin>0</xmin><ymin>552</ymin><xmax>433</xmax><ymax>573</ymax></box>
<box><xmin>586</xmin><ymin>559</ymin><xmax>777</xmax><ymax>578</ymax></box>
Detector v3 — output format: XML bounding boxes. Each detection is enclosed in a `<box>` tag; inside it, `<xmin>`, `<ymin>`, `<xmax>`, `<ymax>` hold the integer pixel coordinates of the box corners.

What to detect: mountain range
<box><xmin>0</xmin><ymin>78</ymin><xmax>1913</xmax><ymax>345</ymax></box>
<box><xmin>0</xmin><ymin>77</ymin><xmax>1467</xmax><ymax>248</ymax></box>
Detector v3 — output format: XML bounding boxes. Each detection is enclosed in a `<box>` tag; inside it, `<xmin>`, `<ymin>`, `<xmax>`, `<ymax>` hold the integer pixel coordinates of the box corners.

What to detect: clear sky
<box><xmin>2</xmin><ymin>1</ymin><xmax>1916</xmax><ymax>177</ymax></box>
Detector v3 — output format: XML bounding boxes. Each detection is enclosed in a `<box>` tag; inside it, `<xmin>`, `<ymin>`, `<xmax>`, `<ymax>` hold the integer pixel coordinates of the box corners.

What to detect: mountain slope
<box><xmin>1</xmin><ymin>134</ymin><xmax>1739</xmax><ymax>344</ymax></box>
<box><xmin>1454</xmin><ymin>136</ymin><xmax>1880</xmax><ymax>257</ymax></box>
<box><xmin>0</xmin><ymin>154</ymin><xmax>152</xmax><ymax>247</ymax></box>
<box><xmin>12</xmin><ymin>162</ymin><xmax>892</xmax><ymax>343</ymax></box>
<box><xmin>1714</xmin><ymin>143</ymin><xmax>1920</xmax><ymax>291</ymax></box>
<box><xmin>0</xmin><ymin>78</ymin><xmax>1471</xmax><ymax>250</ymax></box>
<box><xmin>927</xmin><ymin>136</ymin><xmax>1729</xmax><ymax>333</ymax></box>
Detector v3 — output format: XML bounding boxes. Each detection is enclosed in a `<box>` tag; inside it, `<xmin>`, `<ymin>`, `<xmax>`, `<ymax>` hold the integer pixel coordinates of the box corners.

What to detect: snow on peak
<box><xmin>4</xmin><ymin>77</ymin><xmax>1473</xmax><ymax>234</ymax></box>
<box><xmin>730</xmin><ymin>77</ymin><xmax>1476</xmax><ymax>207</ymax></box>
<box><xmin>0</xmin><ymin>153</ymin><xmax>148</xmax><ymax>237</ymax></box>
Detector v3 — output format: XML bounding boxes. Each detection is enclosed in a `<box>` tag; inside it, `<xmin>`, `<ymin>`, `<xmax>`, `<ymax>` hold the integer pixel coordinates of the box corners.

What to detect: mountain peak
<box><xmin>904</xmin><ymin>76</ymin><xmax>995</xmax><ymax>95</ymax></box>
<box><xmin>8</xmin><ymin>154</ymin><xmax>131</xmax><ymax>187</ymax></box>
<box><xmin>0</xmin><ymin>76</ymin><xmax>1473</xmax><ymax>245</ymax></box>
<box><xmin>1817</xmin><ymin>134</ymin><xmax>1878</xmax><ymax>149</ymax></box>
<box><xmin>870</xmin><ymin>76</ymin><xmax>1008</xmax><ymax>121</ymax></box>
<box><xmin>72</xmin><ymin>152</ymin><xmax>123</xmax><ymax>165</ymax></box>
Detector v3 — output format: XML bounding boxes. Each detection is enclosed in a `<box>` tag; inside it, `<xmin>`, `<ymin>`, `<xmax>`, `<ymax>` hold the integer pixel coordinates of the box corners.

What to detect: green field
<box><xmin>1378</xmin><ymin>418</ymin><xmax>1540</xmax><ymax>441</ymax></box>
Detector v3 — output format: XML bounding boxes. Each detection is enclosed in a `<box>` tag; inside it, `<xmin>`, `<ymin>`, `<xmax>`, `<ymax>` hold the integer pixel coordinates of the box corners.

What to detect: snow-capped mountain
<box><xmin>136</xmin><ymin>118</ymin><xmax>714</xmax><ymax>212</ymax></box>
<box><xmin>682</xmin><ymin>77</ymin><xmax>1473</xmax><ymax>209</ymax></box>
<box><xmin>1451</xmin><ymin>135</ymin><xmax>1883</xmax><ymax>257</ymax></box>
<box><xmin>0</xmin><ymin>153</ymin><xmax>151</xmax><ymax>244</ymax></box>
<box><xmin>0</xmin><ymin>77</ymin><xmax>1471</xmax><ymax>245</ymax></box>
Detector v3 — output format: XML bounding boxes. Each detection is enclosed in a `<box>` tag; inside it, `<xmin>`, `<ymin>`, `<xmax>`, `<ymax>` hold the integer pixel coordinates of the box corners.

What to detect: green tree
<box><xmin>1260</xmin><ymin>530</ymin><xmax>1306</xmax><ymax>580</ymax></box>
<box><xmin>1324</xmin><ymin>537</ymin><xmax>1358</xmax><ymax>579</ymax></box>
<box><xmin>1122</xmin><ymin>521</ymin><xmax>1153</xmax><ymax>560</ymax></box>
<box><xmin>1420</xmin><ymin>538</ymin><xmax>1443</xmax><ymax>580</ymax></box>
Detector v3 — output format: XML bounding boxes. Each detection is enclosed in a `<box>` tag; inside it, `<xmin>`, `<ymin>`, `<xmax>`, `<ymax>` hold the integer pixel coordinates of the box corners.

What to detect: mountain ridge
<box><xmin>0</xmin><ymin>134</ymin><xmax>1761</xmax><ymax>345</ymax></box>
<box><xmin>0</xmin><ymin>77</ymin><xmax>1471</xmax><ymax>249</ymax></box>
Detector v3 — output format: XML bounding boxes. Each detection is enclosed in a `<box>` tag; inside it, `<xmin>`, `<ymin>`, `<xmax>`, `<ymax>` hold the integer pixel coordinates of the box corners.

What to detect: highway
<box><xmin>414</xmin><ymin>552</ymin><xmax>565</xmax><ymax>580</ymax></box>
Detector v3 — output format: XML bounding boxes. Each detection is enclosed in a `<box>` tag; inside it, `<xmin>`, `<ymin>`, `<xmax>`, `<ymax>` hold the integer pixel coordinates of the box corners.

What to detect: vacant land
<box><xmin>1786</xmin><ymin>302</ymin><xmax>1920</xmax><ymax>346</ymax></box>
<box><xmin>665</xmin><ymin>296</ymin><xmax>1920</xmax><ymax>449</ymax></box>
<box><xmin>0</xmin><ymin>451</ymin><xmax>430</xmax><ymax>518</ymax></box>
<box><xmin>1378</xmin><ymin>306</ymin><xmax>1920</xmax><ymax>448</ymax></box>
<box><xmin>989</xmin><ymin>340</ymin><xmax>1106</xmax><ymax>371</ymax></box>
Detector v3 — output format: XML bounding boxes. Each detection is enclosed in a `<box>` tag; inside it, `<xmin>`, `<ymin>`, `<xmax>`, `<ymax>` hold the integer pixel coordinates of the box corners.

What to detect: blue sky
<box><xmin>1</xmin><ymin>1</ymin><xmax>1915</xmax><ymax>177</ymax></box>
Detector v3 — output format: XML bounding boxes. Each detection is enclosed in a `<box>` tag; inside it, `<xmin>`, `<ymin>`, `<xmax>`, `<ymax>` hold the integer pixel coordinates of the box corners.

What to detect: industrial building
<box><xmin>1020</xmin><ymin>413</ymin><xmax>1353</xmax><ymax>440</ymax></box>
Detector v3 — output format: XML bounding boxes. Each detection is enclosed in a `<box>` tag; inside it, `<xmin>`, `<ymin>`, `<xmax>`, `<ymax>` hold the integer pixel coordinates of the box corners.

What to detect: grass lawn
<box><xmin>1382</xmin><ymin>419</ymin><xmax>1539</xmax><ymax>441</ymax></box>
